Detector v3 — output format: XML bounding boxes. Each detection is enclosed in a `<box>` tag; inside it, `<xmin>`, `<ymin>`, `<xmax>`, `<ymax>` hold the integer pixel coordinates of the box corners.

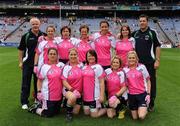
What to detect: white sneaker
<box><xmin>22</xmin><ymin>104</ymin><xmax>28</xmax><ymax>110</ymax></box>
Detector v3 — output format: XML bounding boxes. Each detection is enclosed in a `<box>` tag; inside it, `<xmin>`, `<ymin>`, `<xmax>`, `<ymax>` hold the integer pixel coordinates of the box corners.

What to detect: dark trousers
<box><xmin>21</xmin><ymin>64</ymin><xmax>37</xmax><ymax>105</ymax></box>
<box><xmin>144</xmin><ymin>63</ymin><xmax>156</xmax><ymax>108</ymax></box>
<box><xmin>41</xmin><ymin>100</ymin><xmax>62</xmax><ymax>117</ymax></box>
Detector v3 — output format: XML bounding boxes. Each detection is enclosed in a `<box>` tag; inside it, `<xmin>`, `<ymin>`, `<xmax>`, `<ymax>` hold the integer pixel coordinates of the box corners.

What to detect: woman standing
<box><xmin>62</xmin><ymin>48</ymin><xmax>83</xmax><ymax>122</ymax></box>
<box><xmin>77</xmin><ymin>25</ymin><xmax>92</xmax><ymax>64</ymax></box>
<box><xmin>34</xmin><ymin>25</ymin><xmax>58</xmax><ymax>74</ymax></box>
<box><xmin>115</xmin><ymin>25</ymin><xmax>135</xmax><ymax>67</ymax></box>
<box><xmin>28</xmin><ymin>48</ymin><xmax>64</xmax><ymax>117</ymax></box>
<box><xmin>82</xmin><ymin>49</ymin><xmax>106</xmax><ymax>118</ymax></box>
<box><xmin>91</xmin><ymin>21</ymin><xmax>116</xmax><ymax>69</ymax></box>
<box><xmin>56</xmin><ymin>26</ymin><xmax>79</xmax><ymax>64</ymax></box>
<box><xmin>123</xmin><ymin>51</ymin><xmax>151</xmax><ymax>120</ymax></box>
<box><xmin>105</xmin><ymin>56</ymin><xmax>127</xmax><ymax>119</ymax></box>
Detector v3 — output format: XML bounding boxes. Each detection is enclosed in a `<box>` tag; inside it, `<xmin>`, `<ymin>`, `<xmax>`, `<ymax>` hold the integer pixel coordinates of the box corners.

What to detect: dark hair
<box><xmin>100</xmin><ymin>20</ymin><xmax>109</xmax><ymax>27</ymax></box>
<box><xmin>139</xmin><ymin>14</ymin><xmax>149</xmax><ymax>21</ymax></box>
<box><xmin>120</xmin><ymin>25</ymin><xmax>131</xmax><ymax>39</ymax></box>
<box><xmin>48</xmin><ymin>47</ymin><xmax>58</xmax><ymax>55</ymax></box>
<box><xmin>79</xmin><ymin>25</ymin><xmax>89</xmax><ymax>33</ymax></box>
<box><xmin>60</xmin><ymin>26</ymin><xmax>71</xmax><ymax>36</ymax></box>
<box><xmin>46</xmin><ymin>25</ymin><xmax>56</xmax><ymax>32</ymax></box>
<box><xmin>86</xmin><ymin>49</ymin><xmax>98</xmax><ymax>65</ymax></box>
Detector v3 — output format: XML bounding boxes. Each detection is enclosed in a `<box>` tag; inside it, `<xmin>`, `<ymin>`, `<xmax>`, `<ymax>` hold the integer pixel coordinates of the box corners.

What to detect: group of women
<box><xmin>28</xmin><ymin>20</ymin><xmax>151</xmax><ymax>121</ymax></box>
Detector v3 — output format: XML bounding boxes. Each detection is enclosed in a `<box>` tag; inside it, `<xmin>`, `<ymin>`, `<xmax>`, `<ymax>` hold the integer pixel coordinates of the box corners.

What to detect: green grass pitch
<box><xmin>0</xmin><ymin>47</ymin><xmax>180</xmax><ymax>126</ymax></box>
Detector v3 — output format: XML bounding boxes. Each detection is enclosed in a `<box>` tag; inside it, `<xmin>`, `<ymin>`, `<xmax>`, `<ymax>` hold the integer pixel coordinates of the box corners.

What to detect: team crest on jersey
<box><xmin>48</xmin><ymin>69</ymin><xmax>54</xmax><ymax>74</ymax></box>
<box><xmin>145</xmin><ymin>35</ymin><xmax>150</xmax><ymax>40</ymax></box>
<box><xmin>45</xmin><ymin>44</ymin><xmax>49</xmax><ymax>48</ymax></box>
<box><xmin>68</xmin><ymin>71</ymin><xmax>73</xmax><ymax>76</ymax></box>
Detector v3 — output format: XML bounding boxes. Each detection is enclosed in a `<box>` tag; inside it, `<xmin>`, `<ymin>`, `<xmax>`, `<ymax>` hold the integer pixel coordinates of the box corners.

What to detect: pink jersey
<box><xmin>62</xmin><ymin>63</ymin><xmax>83</xmax><ymax>93</ymax></box>
<box><xmin>123</xmin><ymin>64</ymin><xmax>150</xmax><ymax>95</ymax></box>
<box><xmin>105</xmin><ymin>68</ymin><xmax>126</xmax><ymax>98</ymax></box>
<box><xmin>56</xmin><ymin>37</ymin><xmax>79</xmax><ymax>60</ymax></box>
<box><xmin>38</xmin><ymin>62</ymin><xmax>65</xmax><ymax>101</ymax></box>
<box><xmin>77</xmin><ymin>39</ymin><xmax>92</xmax><ymax>62</ymax></box>
<box><xmin>115</xmin><ymin>37</ymin><xmax>135</xmax><ymax>66</ymax></box>
<box><xmin>36</xmin><ymin>39</ymin><xmax>58</xmax><ymax>68</ymax></box>
<box><xmin>82</xmin><ymin>64</ymin><xmax>105</xmax><ymax>102</ymax></box>
<box><xmin>91</xmin><ymin>32</ymin><xmax>116</xmax><ymax>66</ymax></box>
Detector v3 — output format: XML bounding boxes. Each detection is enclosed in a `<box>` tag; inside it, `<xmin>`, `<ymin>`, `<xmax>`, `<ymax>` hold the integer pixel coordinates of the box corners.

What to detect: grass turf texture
<box><xmin>0</xmin><ymin>47</ymin><xmax>180</xmax><ymax>126</ymax></box>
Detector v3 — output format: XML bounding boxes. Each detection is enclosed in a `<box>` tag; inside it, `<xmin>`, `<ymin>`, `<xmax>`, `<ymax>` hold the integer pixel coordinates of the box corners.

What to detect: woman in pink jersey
<box><xmin>105</xmin><ymin>56</ymin><xmax>127</xmax><ymax>119</ymax></box>
<box><xmin>123</xmin><ymin>51</ymin><xmax>151</xmax><ymax>120</ymax></box>
<box><xmin>77</xmin><ymin>25</ymin><xmax>92</xmax><ymax>64</ymax></box>
<box><xmin>115</xmin><ymin>25</ymin><xmax>135</xmax><ymax>67</ymax></box>
<box><xmin>62</xmin><ymin>48</ymin><xmax>83</xmax><ymax>121</ymax></box>
<box><xmin>56</xmin><ymin>26</ymin><xmax>79</xmax><ymax>64</ymax></box>
<box><xmin>82</xmin><ymin>49</ymin><xmax>107</xmax><ymax>118</ymax></box>
<box><xmin>91</xmin><ymin>20</ymin><xmax>116</xmax><ymax>70</ymax></box>
<box><xmin>28</xmin><ymin>48</ymin><xmax>64</xmax><ymax>117</ymax></box>
<box><xmin>34</xmin><ymin>25</ymin><xmax>58</xmax><ymax>74</ymax></box>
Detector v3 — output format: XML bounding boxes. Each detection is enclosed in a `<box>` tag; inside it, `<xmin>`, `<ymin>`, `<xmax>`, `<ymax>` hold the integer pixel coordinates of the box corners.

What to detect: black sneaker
<box><xmin>28</xmin><ymin>102</ymin><xmax>41</xmax><ymax>114</ymax></box>
<box><xmin>66</xmin><ymin>113</ymin><xmax>73</xmax><ymax>122</ymax></box>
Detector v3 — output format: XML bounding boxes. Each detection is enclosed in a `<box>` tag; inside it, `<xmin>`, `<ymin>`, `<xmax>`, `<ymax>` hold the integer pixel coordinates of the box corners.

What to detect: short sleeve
<box><xmin>71</xmin><ymin>37</ymin><xmax>80</xmax><ymax>47</ymax></box>
<box><xmin>130</xmin><ymin>37</ymin><xmax>135</xmax><ymax>49</ymax></box>
<box><xmin>109</xmin><ymin>35</ymin><xmax>116</xmax><ymax>48</ymax></box>
<box><xmin>152</xmin><ymin>30</ymin><xmax>161</xmax><ymax>48</ymax></box>
<box><xmin>18</xmin><ymin>34</ymin><xmax>26</xmax><ymax>50</ymax></box>
<box><xmin>141</xmin><ymin>65</ymin><xmax>150</xmax><ymax>80</ymax></box>
<box><xmin>36</xmin><ymin>41</ymin><xmax>45</xmax><ymax>55</ymax></box>
<box><xmin>62</xmin><ymin>65</ymin><xmax>71</xmax><ymax>80</ymax></box>
<box><xmin>119</xmin><ymin>71</ymin><xmax>125</xmax><ymax>85</ymax></box>
<box><xmin>38</xmin><ymin>64</ymin><xmax>50</xmax><ymax>80</ymax></box>
<box><xmin>95</xmin><ymin>65</ymin><xmax>105</xmax><ymax>79</ymax></box>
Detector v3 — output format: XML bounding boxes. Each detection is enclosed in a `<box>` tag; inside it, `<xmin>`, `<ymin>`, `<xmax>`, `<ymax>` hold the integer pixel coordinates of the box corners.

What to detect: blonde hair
<box><xmin>127</xmin><ymin>51</ymin><xmax>139</xmax><ymax>62</ymax></box>
<box><xmin>30</xmin><ymin>17</ymin><xmax>40</xmax><ymax>25</ymax></box>
<box><xmin>46</xmin><ymin>25</ymin><xmax>56</xmax><ymax>32</ymax></box>
<box><xmin>69</xmin><ymin>48</ymin><xmax>78</xmax><ymax>55</ymax></box>
<box><xmin>111</xmin><ymin>55</ymin><xmax>122</xmax><ymax>68</ymax></box>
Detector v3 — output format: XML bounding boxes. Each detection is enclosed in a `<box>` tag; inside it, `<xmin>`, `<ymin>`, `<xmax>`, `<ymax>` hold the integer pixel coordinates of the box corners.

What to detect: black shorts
<box><xmin>107</xmin><ymin>96</ymin><xmax>127</xmax><ymax>108</ymax></box>
<box><xmin>83</xmin><ymin>101</ymin><xmax>96</xmax><ymax>109</ymax></box>
<box><xmin>128</xmin><ymin>92</ymin><xmax>147</xmax><ymax>110</ymax></box>
<box><xmin>63</xmin><ymin>97</ymin><xmax>82</xmax><ymax>106</ymax></box>
<box><xmin>83</xmin><ymin>100</ymin><xmax>106</xmax><ymax>110</ymax></box>
<box><xmin>41</xmin><ymin>100</ymin><xmax>62</xmax><ymax>117</ymax></box>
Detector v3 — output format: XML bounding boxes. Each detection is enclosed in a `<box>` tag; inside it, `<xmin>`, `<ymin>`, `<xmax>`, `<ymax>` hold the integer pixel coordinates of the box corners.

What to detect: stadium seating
<box><xmin>0</xmin><ymin>16</ymin><xmax>179</xmax><ymax>47</ymax></box>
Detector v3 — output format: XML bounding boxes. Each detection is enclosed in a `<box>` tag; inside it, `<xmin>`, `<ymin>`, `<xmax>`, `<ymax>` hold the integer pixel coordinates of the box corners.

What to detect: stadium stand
<box><xmin>0</xmin><ymin>0</ymin><xmax>179</xmax><ymax>47</ymax></box>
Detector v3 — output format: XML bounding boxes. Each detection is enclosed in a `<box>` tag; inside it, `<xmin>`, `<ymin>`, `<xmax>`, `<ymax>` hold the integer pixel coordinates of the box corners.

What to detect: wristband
<box><xmin>38</xmin><ymin>90</ymin><xmax>41</xmax><ymax>93</ymax></box>
<box><xmin>34</xmin><ymin>64</ymin><xmax>38</xmax><ymax>66</ymax></box>
<box><xmin>147</xmin><ymin>93</ymin><xmax>150</xmax><ymax>95</ymax></box>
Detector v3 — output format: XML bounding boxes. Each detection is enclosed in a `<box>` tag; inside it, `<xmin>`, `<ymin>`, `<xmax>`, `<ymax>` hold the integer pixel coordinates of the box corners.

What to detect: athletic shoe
<box><xmin>28</xmin><ymin>102</ymin><xmax>41</xmax><ymax>114</ymax></box>
<box><xmin>22</xmin><ymin>104</ymin><xmax>28</xmax><ymax>110</ymax></box>
<box><xmin>118</xmin><ymin>109</ymin><xmax>126</xmax><ymax>119</ymax></box>
<box><xmin>66</xmin><ymin>113</ymin><xmax>73</xmax><ymax>122</ymax></box>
